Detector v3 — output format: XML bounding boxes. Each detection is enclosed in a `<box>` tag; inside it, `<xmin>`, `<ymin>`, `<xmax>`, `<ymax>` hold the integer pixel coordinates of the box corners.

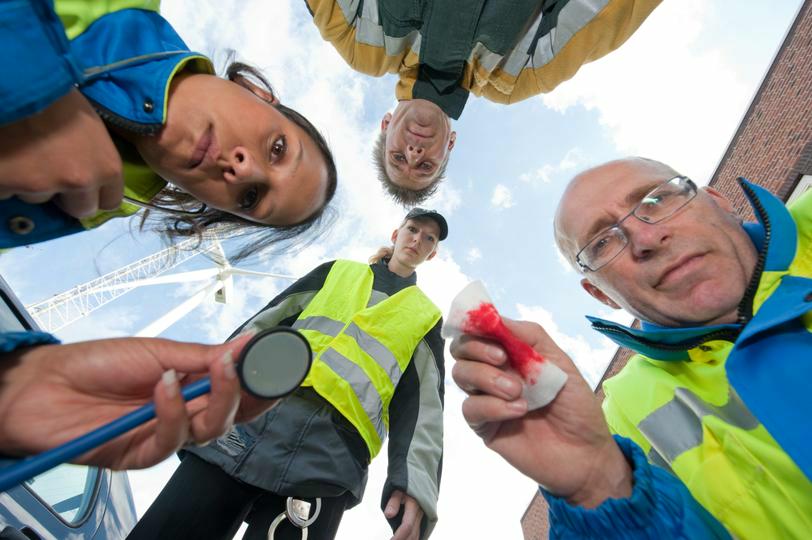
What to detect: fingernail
<box><xmin>487</xmin><ymin>345</ymin><xmax>506</xmax><ymax>362</ymax></box>
<box><xmin>162</xmin><ymin>369</ymin><xmax>178</xmax><ymax>398</ymax></box>
<box><xmin>506</xmin><ymin>399</ymin><xmax>527</xmax><ymax>414</ymax></box>
<box><xmin>495</xmin><ymin>376</ymin><xmax>519</xmax><ymax>394</ymax></box>
<box><xmin>222</xmin><ymin>351</ymin><xmax>237</xmax><ymax>380</ymax></box>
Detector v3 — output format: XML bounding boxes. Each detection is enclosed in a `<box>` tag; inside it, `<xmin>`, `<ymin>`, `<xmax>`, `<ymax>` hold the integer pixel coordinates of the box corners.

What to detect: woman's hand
<box><xmin>0</xmin><ymin>334</ymin><xmax>277</xmax><ymax>470</ymax></box>
<box><xmin>0</xmin><ymin>89</ymin><xmax>123</xmax><ymax>218</ymax></box>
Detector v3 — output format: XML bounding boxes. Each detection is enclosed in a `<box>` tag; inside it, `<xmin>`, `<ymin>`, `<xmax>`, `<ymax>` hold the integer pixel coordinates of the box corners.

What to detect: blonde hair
<box><xmin>368</xmin><ymin>246</ymin><xmax>393</xmax><ymax>264</ymax></box>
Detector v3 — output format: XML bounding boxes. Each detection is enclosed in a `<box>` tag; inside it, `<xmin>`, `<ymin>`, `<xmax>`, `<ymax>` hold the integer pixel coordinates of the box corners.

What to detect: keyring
<box><xmin>267</xmin><ymin>497</ymin><xmax>322</xmax><ymax>540</ymax></box>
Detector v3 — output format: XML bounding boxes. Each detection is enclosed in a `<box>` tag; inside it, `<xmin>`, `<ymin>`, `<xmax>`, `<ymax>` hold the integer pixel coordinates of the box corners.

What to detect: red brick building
<box><xmin>521</xmin><ymin>1</ymin><xmax>812</xmax><ymax>537</ymax></box>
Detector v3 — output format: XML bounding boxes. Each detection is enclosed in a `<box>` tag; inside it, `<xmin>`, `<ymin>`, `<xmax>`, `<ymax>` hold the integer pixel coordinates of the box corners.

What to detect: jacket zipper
<box><xmin>735</xmin><ymin>181</ymin><xmax>771</xmax><ymax>325</ymax></box>
<box><xmin>91</xmin><ymin>99</ymin><xmax>162</xmax><ymax>136</ymax></box>
<box><xmin>592</xmin><ymin>322</ymin><xmax>741</xmax><ymax>352</ymax></box>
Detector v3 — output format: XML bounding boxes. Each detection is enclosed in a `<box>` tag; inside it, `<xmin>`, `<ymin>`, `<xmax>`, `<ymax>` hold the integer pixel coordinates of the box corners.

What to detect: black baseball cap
<box><xmin>404</xmin><ymin>208</ymin><xmax>448</xmax><ymax>241</ymax></box>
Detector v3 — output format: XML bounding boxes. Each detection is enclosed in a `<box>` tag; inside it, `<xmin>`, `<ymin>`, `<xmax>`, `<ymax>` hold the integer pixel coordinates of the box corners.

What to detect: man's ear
<box><xmin>448</xmin><ymin>131</ymin><xmax>457</xmax><ymax>152</ymax></box>
<box><xmin>581</xmin><ymin>278</ymin><xmax>622</xmax><ymax>309</ymax></box>
<box><xmin>381</xmin><ymin>112</ymin><xmax>393</xmax><ymax>133</ymax></box>
<box><xmin>702</xmin><ymin>186</ymin><xmax>734</xmax><ymax>213</ymax></box>
<box><xmin>233</xmin><ymin>76</ymin><xmax>279</xmax><ymax>104</ymax></box>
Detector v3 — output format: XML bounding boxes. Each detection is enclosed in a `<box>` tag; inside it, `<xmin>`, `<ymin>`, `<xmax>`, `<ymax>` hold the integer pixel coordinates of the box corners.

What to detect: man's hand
<box><xmin>384</xmin><ymin>490</ymin><xmax>423</xmax><ymax>540</ymax></box>
<box><xmin>0</xmin><ymin>334</ymin><xmax>277</xmax><ymax>470</ymax></box>
<box><xmin>0</xmin><ymin>89</ymin><xmax>123</xmax><ymax>218</ymax></box>
<box><xmin>451</xmin><ymin>319</ymin><xmax>633</xmax><ymax>508</ymax></box>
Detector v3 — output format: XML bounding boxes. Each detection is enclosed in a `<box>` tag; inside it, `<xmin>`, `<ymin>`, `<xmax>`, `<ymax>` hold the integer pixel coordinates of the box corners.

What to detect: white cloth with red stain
<box><xmin>443</xmin><ymin>280</ymin><xmax>568</xmax><ymax>410</ymax></box>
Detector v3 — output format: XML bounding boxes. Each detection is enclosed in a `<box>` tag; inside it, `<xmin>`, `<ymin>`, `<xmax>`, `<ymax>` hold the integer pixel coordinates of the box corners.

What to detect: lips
<box><xmin>655</xmin><ymin>253</ymin><xmax>706</xmax><ymax>288</ymax></box>
<box><xmin>188</xmin><ymin>125</ymin><xmax>216</xmax><ymax>169</ymax></box>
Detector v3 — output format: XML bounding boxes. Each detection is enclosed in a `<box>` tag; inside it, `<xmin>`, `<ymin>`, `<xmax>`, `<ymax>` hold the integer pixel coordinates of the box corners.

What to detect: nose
<box><xmin>222</xmin><ymin>146</ymin><xmax>259</xmax><ymax>183</ymax></box>
<box><xmin>625</xmin><ymin>218</ymin><xmax>671</xmax><ymax>260</ymax></box>
<box><xmin>406</xmin><ymin>144</ymin><xmax>424</xmax><ymax>165</ymax></box>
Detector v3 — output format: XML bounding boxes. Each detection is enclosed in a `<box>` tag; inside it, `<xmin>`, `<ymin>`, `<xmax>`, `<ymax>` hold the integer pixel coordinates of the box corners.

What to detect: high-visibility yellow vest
<box><xmin>602</xmin><ymin>188</ymin><xmax>812</xmax><ymax>538</ymax></box>
<box><xmin>294</xmin><ymin>260</ymin><xmax>441</xmax><ymax>460</ymax></box>
<box><xmin>604</xmin><ymin>352</ymin><xmax>812</xmax><ymax>538</ymax></box>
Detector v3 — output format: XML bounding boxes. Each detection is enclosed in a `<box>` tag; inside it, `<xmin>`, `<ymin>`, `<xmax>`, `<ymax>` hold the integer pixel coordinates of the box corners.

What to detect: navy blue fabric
<box><xmin>0</xmin><ymin>331</ymin><xmax>60</xmax><ymax>353</ymax></box>
<box><xmin>542</xmin><ymin>436</ymin><xmax>731</xmax><ymax>539</ymax></box>
<box><xmin>0</xmin><ymin>0</ymin><xmax>81</xmax><ymax>125</ymax></box>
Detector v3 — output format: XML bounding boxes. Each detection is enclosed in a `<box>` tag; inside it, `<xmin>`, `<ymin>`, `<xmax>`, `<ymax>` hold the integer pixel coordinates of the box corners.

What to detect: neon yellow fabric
<box><xmin>299</xmin><ymin>260</ymin><xmax>441</xmax><ymax>458</ymax></box>
<box><xmin>602</xmin><ymin>191</ymin><xmax>812</xmax><ymax>538</ymax></box>
<box><xmin>55</xmin><ymin>0</ymin><xmax>161</xmax><ymax>39</ymax></box>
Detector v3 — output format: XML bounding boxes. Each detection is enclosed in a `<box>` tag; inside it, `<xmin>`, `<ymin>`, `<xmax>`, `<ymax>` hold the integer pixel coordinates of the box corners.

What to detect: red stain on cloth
<box><xmin>463</xmin><ymin>302</ymin><xmax>543</xmax><ymax>383</ymax></box>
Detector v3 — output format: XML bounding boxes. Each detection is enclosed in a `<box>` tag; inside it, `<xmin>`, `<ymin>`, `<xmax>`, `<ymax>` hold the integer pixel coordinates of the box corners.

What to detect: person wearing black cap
<box><xmin>131</xmin><ymin>209</ymin><xmax>449</xmax><ymax>540</ymax></box>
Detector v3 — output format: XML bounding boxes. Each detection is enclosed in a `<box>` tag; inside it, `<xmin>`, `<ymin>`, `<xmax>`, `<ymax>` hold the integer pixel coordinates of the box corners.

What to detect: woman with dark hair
<box><xmin>0</xmin><ymin>2</ymin><xmax>337</xmax><ymax>257</ymax></box>
<box><xmin>0</xmin><ymin>1</ymin><xmax>337</xmax><ymax>483</ymax></box>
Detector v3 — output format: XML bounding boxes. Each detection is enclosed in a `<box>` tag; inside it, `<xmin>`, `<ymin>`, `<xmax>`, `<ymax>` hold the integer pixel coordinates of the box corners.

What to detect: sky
<box><xmin>0</xmin><ymin>1</ymin><xmax>805</xmax><ymax>538</ymax></box>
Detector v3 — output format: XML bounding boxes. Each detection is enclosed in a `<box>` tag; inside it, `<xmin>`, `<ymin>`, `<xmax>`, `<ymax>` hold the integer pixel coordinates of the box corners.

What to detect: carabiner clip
<box><xmin>267</xmin><ymin>497</ymin><xmax>322</xmax><ymax>540</ymax></box>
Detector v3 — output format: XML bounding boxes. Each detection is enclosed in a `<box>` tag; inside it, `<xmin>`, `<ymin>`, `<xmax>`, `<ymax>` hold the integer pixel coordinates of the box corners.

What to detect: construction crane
<box><xmin>26</xmin><ymin>229</ymin><xmax>294</xmax><ymax>337</ymax></box>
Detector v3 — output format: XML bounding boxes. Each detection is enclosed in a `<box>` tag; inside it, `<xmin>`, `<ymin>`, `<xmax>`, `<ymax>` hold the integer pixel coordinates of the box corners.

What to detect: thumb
<box><xmin>385</xmin><ymin>490</ymin><xmax>404</xmax><ymax>518</ymax></box>
<box><xmin>219</xmin><ymin>331</ymin><xmax>256</xmax><ymax>359</ymax></box>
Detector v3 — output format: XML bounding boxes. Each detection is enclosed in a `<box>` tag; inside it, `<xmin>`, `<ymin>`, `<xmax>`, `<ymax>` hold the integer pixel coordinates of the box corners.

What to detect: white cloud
<box><xmin>519</xmin><ymin>148</ymin><xmax>587</xmax><ymax>186</ymax></box>
<box><xmin>540</xmin><ymin>0</ymin><xmax>749</xmax><ymax>180</ymax></box>
<box><xmin>466</xmin><ymin>247</ymin><xmax>482</xmax><ymax>263</ymax></box>
<box><xmin>516</xmin><ymin>303</ymin><xmax>618</xmax><ymax>388</ymax></box>
<box><xmin>430</xmin><ymin>182</ymin><xmax>463</xmax><ymax>215</ymax></box>
<box><xmin>490</xmin><ymin>184</ymin><xmax>515</xmax><ymax>209</ymax></box>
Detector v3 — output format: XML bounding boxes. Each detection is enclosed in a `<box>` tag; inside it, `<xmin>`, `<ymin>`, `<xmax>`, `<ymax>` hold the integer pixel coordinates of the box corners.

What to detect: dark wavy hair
<box><xmin>140</xmin><ymin>62</ymin><xmax>338</xmax><ymax>261</ymax></box>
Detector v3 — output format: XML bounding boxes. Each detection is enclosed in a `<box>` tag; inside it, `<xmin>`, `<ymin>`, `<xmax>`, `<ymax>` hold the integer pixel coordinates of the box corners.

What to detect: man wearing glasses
<box><xmin>451</xmin><ymin>157</ymin><xmax>812</xmax><ymax>538</ymax></box>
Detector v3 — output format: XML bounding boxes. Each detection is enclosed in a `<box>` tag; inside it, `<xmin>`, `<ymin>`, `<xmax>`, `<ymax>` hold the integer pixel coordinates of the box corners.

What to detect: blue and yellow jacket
<box><xmin>0</xmin><ymin>0</ymin><xmax>212</xmax><ymax>248</ymax></box>
<box><xmin>543</xmin><ymin>180</ymin><xmax>812</xmax><ymax>539</ymax></box>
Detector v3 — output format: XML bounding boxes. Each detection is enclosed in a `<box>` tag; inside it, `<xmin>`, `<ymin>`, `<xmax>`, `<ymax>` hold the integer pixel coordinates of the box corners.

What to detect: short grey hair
<box><xmin>372</xmin><ymin>131</ymin><xmax>449</xmax><ymax>206</ymax></box>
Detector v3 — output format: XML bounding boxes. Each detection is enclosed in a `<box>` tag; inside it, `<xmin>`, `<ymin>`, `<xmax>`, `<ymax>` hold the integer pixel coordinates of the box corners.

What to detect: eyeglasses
<box><xmin>575</xmin><ymin>176</ymin><xmax>698</xmax><ymax>272</ymax></box>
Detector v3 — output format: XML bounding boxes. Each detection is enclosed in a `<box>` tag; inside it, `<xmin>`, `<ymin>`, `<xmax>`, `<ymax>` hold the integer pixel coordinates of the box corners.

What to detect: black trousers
<box><xmin>127</xmin><ymin>454</ymin><xmax>351</xmax><ymax>540</ymax></box>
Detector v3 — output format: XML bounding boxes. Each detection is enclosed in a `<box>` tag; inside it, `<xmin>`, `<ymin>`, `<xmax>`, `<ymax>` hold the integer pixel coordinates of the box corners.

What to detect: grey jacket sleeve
<box><xmin>381</xmin><ymin>320</ymin><xmax>445</xmax><ymax>539</ymax></box>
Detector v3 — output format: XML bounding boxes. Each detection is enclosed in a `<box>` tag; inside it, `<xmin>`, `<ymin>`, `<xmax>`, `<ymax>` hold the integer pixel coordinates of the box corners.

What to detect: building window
<box><xmin>787</xmin><ymin>175</ymin><xmax>812</xmax><ymax>205</ymax></box>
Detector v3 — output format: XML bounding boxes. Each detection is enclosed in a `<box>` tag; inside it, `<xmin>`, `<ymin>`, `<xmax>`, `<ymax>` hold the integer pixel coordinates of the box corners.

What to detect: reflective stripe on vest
<box><xmin>605</xmin><ymin>354</ymin><xmax>812</xmax><ymax>537</ymax></box>
<box><xmin>639</xmin><ymin>387</ymin><xmax>759</xmax><ymax>463</ymax></box>
<box><xmin>296</xmin><ymin>260</ymin><xmax>441</xmax><ymax>459</ymax></box>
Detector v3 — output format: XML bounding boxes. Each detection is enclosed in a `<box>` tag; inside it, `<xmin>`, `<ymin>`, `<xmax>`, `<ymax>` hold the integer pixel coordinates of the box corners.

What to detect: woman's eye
<box><xmin>239</xmin><ymin>186</ymin><xmax>259</xmax><ymax>210</ymax></box>
<box><xmin>270</xmin><ymin>136</ymin><xmax>287</xmax><ymax>160</ymax></box>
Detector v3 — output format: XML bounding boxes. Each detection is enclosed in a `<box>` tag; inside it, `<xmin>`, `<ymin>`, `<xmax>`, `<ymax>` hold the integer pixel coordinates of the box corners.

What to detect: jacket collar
<box><xmin>587</xmin><ymin>178</ymin><xmax>797</xmax><ymax>361</ymax></box>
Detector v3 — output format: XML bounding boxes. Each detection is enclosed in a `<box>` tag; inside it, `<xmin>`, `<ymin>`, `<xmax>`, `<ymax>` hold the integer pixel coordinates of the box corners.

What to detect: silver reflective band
<box><xmin>320</xmin><ymin>348</ymin><xmax>388</xmax><ymax>442</ymax></box>
<box><xmin>293</xmin><ymin>316</ymin><xmax>346</xmax><ymax>337</ymax></box>
<box><xmin>293</xmin><ymin>317</ymin><xmax>403</xmax><ymax>382</ymax></box>
<box><xmin>638</xmin><ymin>387</ymin><xmax>759</xmax><ymax>464</ymax></box>
<box><xmin>344</xmin><ymin>322</ymin><xmax>403</xmax><ymax>382</ymax></box>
